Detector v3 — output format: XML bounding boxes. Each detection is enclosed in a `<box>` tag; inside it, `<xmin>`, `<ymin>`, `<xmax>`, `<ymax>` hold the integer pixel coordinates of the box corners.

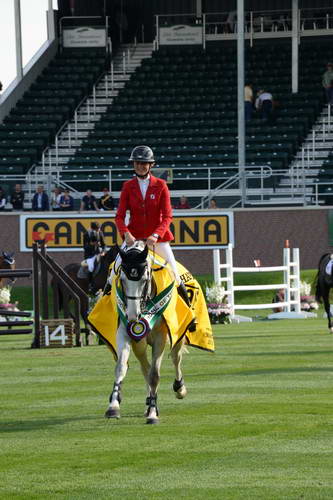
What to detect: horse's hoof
<box><xmin>105</xmin><ymin>407</ymin><xmax>120</xmax><ymax>419</ymax></box>
<box><xmin>146</xmin><ymin>417</ymin><xmax>159</xmax><ymax>425</ymax></box>
<box><xmin>175</xmin><ymin>385</ymin><xmax>187</xmax><ymax>399</ymax></box>
<box><xmin>173</xmin><ymin>378</ymin><xmax>187</xmax><ymax>399</ymax></box>
<box><xmin>330</xmin><ymin>328</ymin><xmax>333</xmax><ymax>334</ymax></box>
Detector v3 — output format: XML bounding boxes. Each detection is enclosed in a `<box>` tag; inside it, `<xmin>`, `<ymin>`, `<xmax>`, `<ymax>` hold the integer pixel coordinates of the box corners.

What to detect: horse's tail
<box><xmin>314</xmin><ymin>253</ymin><xmax>331</xmax><ymax>303</ymax></box>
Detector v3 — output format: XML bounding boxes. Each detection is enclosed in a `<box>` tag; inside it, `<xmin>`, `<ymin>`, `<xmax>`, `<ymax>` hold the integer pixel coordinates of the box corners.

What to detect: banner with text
<box><xmin>63</xmin><ymin>27</ymin><xmax>106</xmax><ymax>47</ymax></box>
<box><xmin>20</xmin><ymin>212</ymin><xmax>233</xmax><ymax>251</ymax></box>
<box><xmin>159</xmin><ymin>25</ymin><xmax>203</xmax><ymax>45</ymax></box>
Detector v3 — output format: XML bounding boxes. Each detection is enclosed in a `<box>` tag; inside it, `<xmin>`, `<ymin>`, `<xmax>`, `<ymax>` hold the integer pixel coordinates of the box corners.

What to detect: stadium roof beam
<box><xmin>237</xmin><ymin>0</ymin><xmax>246</xmax><ymax>207</ymax></box>
<box><xmin>47</xmin><ymin>0</ymin><xmax>56</xmax><ymax>41</ymax></box>
<box><xmin>196</xmin><ymin>0</ymin><xmax>202</xmax><ymax>18</ymax></box>
<box><xmin>14</xmin><ymin>0</ymin><xmax>23</xmax><ymax>81</ymax></box>
<box><xmin>292</xmin><ymin>0</ymin><xmax>299</xmax><ymax>94</ymax></box>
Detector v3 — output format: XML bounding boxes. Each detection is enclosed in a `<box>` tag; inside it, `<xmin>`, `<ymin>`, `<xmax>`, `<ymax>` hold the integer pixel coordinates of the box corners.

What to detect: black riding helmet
<box><xmin>129</xmin><ymin>145</ymin><xmax>155</xmax><ymax>163</ymax></box>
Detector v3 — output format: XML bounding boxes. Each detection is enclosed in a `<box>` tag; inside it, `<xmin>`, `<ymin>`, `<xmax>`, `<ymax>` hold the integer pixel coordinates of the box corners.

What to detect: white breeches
<box><xmin>86</xmin><ymin>255</ymin><xmax>96</xmax><ymax>272</ymax></box>
<box><xmin>151</xmin><ymin>242</ymin><xmax>181</xmax><ymax>284</ymax></box>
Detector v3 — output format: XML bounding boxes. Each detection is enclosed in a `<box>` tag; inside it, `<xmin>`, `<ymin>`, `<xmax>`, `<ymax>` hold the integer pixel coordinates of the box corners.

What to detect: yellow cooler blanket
<box><xmin>88</xmin><ymin>253</ymin><xmax>214</xmax><ymax>359</ymax></box>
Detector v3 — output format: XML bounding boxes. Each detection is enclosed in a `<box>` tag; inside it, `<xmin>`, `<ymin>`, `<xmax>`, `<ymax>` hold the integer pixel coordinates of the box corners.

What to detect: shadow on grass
<box><xmin>232</xmin><ymin>350</ymin><xmax>333</xmax><ymax>357</ymax></box>
<box><xmin>235</xmin><ymin>366</ymin><xmax>333</xmax><ymax>376</ymax></box>
<box><xmin>0</xmin><ymin>415</ymin><xmax>98</xmax><ymax>433</ymax></box>
<box><xmin>1</xmin><ymin>411</ymin><xmax>154</xmax><ymax>433</ymax></box>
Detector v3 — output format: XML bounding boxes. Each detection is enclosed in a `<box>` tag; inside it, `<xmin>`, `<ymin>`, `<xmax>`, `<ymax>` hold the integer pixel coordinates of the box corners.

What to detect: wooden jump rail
<box><xmin>32</xmin><ymin>242</ymin><xmax>89</xmax><ymax>348</ymax></box>
<box><xmin>0</xmin><ymin>269</ymin><xmax>33</xmax><ymax>336</ymax></box>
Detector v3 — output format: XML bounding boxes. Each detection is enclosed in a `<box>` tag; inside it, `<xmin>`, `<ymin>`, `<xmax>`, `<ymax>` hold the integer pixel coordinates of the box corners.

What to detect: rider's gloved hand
<box><xmin>124</xmin><ymin>231</ymin><xmax>136</xmax><ymax>247</ymax></box>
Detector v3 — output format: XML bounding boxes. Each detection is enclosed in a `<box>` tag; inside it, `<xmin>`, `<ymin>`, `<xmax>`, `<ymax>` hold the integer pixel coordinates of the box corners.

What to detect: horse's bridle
<box><xmin>119</xmin><ymin>261</ymin><xmax>152</xmax><ymax>307</ymax></box>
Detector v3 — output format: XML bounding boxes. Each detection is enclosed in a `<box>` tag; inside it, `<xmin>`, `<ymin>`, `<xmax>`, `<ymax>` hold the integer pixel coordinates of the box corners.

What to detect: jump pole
<box><xmin>213</xmin><ymin>243</ymin><xmax>304</xmax><ymax>321</ymax></box>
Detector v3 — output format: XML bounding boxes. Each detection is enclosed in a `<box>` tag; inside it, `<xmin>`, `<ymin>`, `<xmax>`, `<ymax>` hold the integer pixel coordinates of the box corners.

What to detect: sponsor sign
<box><xmin>63</xmin><ymin>27</ymin><xmax>106</xmax><ymax>47</ymax></box>
<box><xmin>159</xmin><ymin>25</ymin><xmax>203</xmax><ymax>45</ymax></box>
<box><xmin>20</xmin><ymin>212</ymin><xmax>233</xmax><ymax>251</ymax></box>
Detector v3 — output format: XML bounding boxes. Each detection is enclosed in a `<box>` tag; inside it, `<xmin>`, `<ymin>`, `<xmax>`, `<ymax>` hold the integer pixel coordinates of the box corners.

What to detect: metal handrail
<box><xmin>194</xmin><ymin>166</ymin><xmax>273</xmax><ymax>208</ymax></box>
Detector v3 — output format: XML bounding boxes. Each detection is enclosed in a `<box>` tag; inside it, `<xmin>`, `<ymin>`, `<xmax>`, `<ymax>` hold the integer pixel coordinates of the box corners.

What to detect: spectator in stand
<box><xmin>244</xmin><ymin>83</ymin><xmax>254</xmax><ymax>122</ymax></box>
<box><xmin>80</xmin><ymin>189</ymin><xmax>99</xmax><ymax>212</ymax></box>
<box><xmin>51</xmin><ymin>187</ymin><xmax>62</xmax><ymax>211</ymax></box>
<box><xmin>32</xmin><ymin>185</ymin><xmax>49</xmax><ymax>211</ymax></box>
<box><xmin>59</xmin><ymin>189</ymin><xmax>74</xmax><ymax>211</ymax></box>
<box><xmin>0</xmin><ymin>186</ymin><xmax>6</xmax><ymax>211</ymax></box>
<box><xmin>255</xmin><ymin>89</ymin><xmax>273</xmax><ymax>122</ymax></box>
<box><xmin>208</xmin><ymin>198</ymin><xmax>219</xmax><ymax>209</ymax></box>
<box><xmin>175</xmin><ymin>195</ymin><xmax>191</xmax><ymax>209</ymax></box>
<box><xmin>322</xmin><ymin>63</ymin><xmax>333</xmax><ymax>105</ymax></box>
<box><xmin>99</xmin><ymin>187</ymin><xmax>115</xmax><ymax>210</ymax></box>
<box><xmin>10</xmin><ymin>184</ymin><xmax>24</xmax><ymax>210</ymax></box>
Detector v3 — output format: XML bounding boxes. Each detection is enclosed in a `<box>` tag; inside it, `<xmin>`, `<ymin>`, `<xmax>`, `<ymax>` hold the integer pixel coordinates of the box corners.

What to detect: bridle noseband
<box><xmin>119</xmin><ymin>247</ymin><xmax>152</xmax><ymax>306</ymax></box>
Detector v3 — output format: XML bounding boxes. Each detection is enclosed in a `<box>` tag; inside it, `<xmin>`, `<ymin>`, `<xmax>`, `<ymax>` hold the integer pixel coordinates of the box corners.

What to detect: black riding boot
<box><xmin>177</xmin><ymin>281</ymin><xmax>190</xmax><ymax>306</ymax></box>
<box><xmin>88</xmin><ymin>272</ymin><xmax>94</xmax><ymax>294</ymax></box>
<box><xmin>103</xmin><ymin>281</ymin><xmax>112</xmax><ymax>296</ymax></box>
<box><xmin>177</xmin><ymin>282</ymin><xmax>197</xmax><ymax>332</ymax></box>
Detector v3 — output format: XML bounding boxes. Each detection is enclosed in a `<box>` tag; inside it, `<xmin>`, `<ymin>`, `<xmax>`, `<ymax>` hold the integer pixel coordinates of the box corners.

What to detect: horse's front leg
<box><xmin>323</xmin><ymin>294</ymin><xmax>333</xmax><ymax>333</ymax></box>
<box><xmin>131</xmin><ymin>338</ymin><xmax>152</xmax><ymax>415</ymax></box>
<box><xmin>105</xmin><ymin>326</ymin><xmax>131</xmax><ymax>419</ymax></box>
<box><xmin>146</xmin><ymin>331</ymin><xmax>167</xmax><ymax>425</ymax></box>
<box><xmin>171</xmin><ymin>338</ymin><xmax>187</xmax><ymax>399</ymax></box>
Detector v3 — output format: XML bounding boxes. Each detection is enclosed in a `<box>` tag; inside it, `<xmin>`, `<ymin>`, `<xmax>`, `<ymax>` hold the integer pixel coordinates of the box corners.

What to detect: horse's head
<box><xmin>118</xmin><ymin>241</ymin><xmax>151</xmax><ymax>322</ymax></box>
<box><xmin>0</xmin><ymin>251</ymin><xmax>15</xmax><ymax>269</ymax></box>
<box><xmin>0</xmin><ymin>251</ymin><xmax>15</xmax><ymax>286</ymax></box>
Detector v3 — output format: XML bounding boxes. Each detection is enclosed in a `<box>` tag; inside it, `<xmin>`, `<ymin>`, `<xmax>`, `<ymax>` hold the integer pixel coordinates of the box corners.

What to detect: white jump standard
<box><xmin>213</xmin><ymin>244</ymin><xmax>311</xmax><ymax>321</ymax></box>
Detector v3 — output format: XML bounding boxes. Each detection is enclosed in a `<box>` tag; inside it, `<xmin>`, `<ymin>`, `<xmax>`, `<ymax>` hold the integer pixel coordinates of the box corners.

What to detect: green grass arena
<box><xmin>2</xmin><ymin>312</ymin><xmax>333</xmax><ymax>499</ymax></box>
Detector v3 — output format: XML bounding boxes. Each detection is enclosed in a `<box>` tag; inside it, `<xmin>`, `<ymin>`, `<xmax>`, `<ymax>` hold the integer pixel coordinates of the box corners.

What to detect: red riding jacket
<box><xmin>115</xmin><ymin>175</ymin><xmax>174</xmax><ymax>242</ymax></box>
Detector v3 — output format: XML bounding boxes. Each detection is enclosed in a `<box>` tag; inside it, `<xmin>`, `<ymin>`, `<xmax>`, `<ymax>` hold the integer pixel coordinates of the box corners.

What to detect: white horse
<box><xmin>105</xmin><ymin>241</ymin><xmax>187</xmax><ymax>424</ymax></box>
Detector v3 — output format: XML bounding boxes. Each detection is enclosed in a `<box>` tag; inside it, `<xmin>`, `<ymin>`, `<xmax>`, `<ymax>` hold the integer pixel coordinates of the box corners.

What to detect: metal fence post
<box><xmin>74</xmin><ymin>110</ymin><xmax>78</xmax><ymax>139</ymax></box>
<box><xmin>93</xmin><ymin>85</ymin><xmax>96</xmax><ymax>115</ymax></box>
<box><xmin>55</xmin><ymin>134</ymin><xmax>59</xmax><ymax>167</ymax></box>
<box><xmin>32</xmin><ymin>243</ymin><xmax>40</xmax><ymax>348</ymax></box>
<box><xmin>122</xmin><ymin>51</ymin><xmax>126</xmax><ymax>75</ymax></box>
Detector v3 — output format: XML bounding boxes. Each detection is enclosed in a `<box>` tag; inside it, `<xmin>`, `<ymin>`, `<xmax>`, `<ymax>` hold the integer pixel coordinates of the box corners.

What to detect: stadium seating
<box><xmin>0</xmin><ymin>48</ymin><xmax>106</xmax><ymax>176</ymax></box>
<box><xmin>61</xmin><ymin>40</ymin><xmax>329</xmax><ymax>194</ymax></box>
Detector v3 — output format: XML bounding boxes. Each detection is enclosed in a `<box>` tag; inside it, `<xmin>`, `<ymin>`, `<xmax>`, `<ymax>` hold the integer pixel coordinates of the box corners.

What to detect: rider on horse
<box><xmin>112</xmin><ymin>145</ymin><xmax>192</xmax><ymax>310</ymax></box>
<box><xmin>82</xmin><ymin>222</ymin><xmax>106</xmax><ymax>293</ymax></box>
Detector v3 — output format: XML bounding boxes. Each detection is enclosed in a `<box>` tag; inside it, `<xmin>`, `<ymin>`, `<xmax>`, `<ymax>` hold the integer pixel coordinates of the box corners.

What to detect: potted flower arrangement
<box><xmin>299</xmin><ymin>280</ymin><xmax>319</xmax><ymax>312</ymax></box>
<box><xmin>272</xmin><ymin>281</ymin><xmax>318</xmax><ymax>313</ymax></box>
<box><xmin>205</xmin><ymin>283</ymin><xmax>231</xmax><ymax>324</ymax></box>
<box><xmin>0</xmin><ymin>286</ymin><xmax>20</xmax><ymax>322</ymax></box>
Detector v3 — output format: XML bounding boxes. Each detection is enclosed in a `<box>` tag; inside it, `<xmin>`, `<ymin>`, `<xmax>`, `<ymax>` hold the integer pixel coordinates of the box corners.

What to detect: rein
<box><xmin>119</xmin><ymin>262</ymin><xmax>151</xmax><ymax>302</ymax></box>
<box><xmin>116</xmin><ymin>243</ymin><xmax>174</xmax><ymax>341</ymax></box>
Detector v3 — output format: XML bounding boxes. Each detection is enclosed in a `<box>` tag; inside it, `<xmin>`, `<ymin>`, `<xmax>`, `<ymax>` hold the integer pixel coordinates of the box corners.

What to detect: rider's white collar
<box><xmin>137</xmin><ymin>175</ymin><xmax>150</xmax><ymax>199</ymax></box>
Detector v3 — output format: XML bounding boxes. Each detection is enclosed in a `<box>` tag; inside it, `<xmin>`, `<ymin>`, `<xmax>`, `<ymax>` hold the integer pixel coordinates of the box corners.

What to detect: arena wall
<box><xmin>0</xmin><ymin>207</ymin><xmax>330</xmax><ymax>285</ymax></box>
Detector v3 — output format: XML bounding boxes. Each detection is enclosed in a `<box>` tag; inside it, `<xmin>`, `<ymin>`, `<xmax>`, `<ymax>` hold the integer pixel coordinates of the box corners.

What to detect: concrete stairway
<box><xmin>30</xmin><ymin>43</ymin><xmax>154</xmax><ymax>189</ymax></box>
<box><xmin>269</xmin><ymin>104</ymin><xmax>333</xmax><ymax>205</ymax></box>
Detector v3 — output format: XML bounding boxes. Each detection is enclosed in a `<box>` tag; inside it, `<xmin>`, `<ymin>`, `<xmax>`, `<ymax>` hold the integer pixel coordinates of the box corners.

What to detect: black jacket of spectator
<box><xmin>10</xmin><ymin>190</ymin><xmax>24</xmax><ymax>210</ymax></box>
<box><xmin>83</xmin><ymin>229</ymin><xmax>106</xmax><ymax>259</ymax></box>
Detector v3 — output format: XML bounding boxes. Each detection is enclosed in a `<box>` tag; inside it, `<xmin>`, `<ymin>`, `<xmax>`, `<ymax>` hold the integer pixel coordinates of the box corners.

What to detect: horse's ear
<box><xmin>141</xmin><ymin>245</ymin><xmax>149</xmax><ymax>261</ymax></box>
<box><xmin>118</xmin><ymin>247</ymin><xmax>127</xmax><ymax>262</ymax></box>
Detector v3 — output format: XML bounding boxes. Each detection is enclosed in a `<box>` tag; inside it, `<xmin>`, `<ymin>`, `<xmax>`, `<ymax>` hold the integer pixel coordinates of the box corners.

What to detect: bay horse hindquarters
<box><xmin>104</xmin><ymin>241</ymin><xmax>188</xmax><ymax>424</ymax></box>
<box><xmin>315</xmin><ymin>253</ymin><xmax>333</xmax><ymax>332</ymax></box>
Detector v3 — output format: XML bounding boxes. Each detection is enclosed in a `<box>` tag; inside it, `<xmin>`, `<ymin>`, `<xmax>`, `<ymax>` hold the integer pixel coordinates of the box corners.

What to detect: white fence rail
<box><xmin>213</xmin><ymin>244</ymin><xmax>301</xmax><ymax>317</ymax></box>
